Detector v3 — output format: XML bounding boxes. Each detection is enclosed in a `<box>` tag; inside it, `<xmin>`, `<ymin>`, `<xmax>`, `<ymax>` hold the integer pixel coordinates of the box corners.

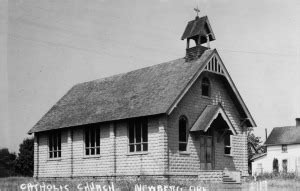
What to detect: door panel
<box><xmin>200</xmin><ymin>135</ymin><xmax>213</xmax><ymax>170</ymax></box>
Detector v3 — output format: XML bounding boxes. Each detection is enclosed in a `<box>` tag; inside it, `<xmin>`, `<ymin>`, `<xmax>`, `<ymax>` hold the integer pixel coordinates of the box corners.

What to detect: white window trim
<box><xmin>84</xmin><ymin>126</ymin><xmax>101</xmax><ymax>157</ymax></box>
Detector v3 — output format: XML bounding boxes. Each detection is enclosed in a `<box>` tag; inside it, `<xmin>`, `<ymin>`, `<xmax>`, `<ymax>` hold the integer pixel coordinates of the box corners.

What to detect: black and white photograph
<box><xmin>0</xmin><ymin>0</ymin><xmax>299</xmax><ymax>190</ymax></box>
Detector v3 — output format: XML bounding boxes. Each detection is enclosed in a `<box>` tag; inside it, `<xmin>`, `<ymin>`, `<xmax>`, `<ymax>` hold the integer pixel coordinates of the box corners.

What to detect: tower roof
<box><xmin>181</xmin><ymin>16</ymin><xmax>215</xmax><ymax>43</ymax></box>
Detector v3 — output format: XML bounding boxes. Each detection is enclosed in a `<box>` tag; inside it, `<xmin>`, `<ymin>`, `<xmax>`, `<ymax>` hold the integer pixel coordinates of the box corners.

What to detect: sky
<box><xmin>0</xmin><ymin>0</ymin><xmax>300</xmax><ymax>153</ymax></box>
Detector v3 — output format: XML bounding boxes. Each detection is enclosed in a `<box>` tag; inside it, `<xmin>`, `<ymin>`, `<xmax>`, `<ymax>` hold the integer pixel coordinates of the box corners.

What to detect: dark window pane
<box><xmin>179</xmin><ymin>143</ymin><xmax>187</xmax><ymax>151</ymax></box>
<box><xmin>129</xmin><ymin>122</ymin><xmax>134</xmax><ymax>144</ymax></box>
<box><xmin>202</xmin><ymin>86</ymin><xmax>209</xmax><ymax>96</ymax></box>
<box><xmin>224</xmin><ymin>133</ymin><xmax>230</xmax><ymax>146</ymax></box>
<box><xmin>96</xmin><ymin>148</ymin><xmax>100</xmax><ymax>154</ymax></box>
<box><xmin>96</xmin><ymin>128</ymin><xmax>100</xmax><ymax>146</ymax></box>
<box><xmin>91</xmin><ymin>128</ymin><xmax>95</xmax><ymax>147</ymax></box>
<box><xmin>136</xmin><ymin>123</ymin><xmax>141</xmax><ymax>143</ymax></box>
<box><xmin>129</xmin><ymin>145</ymin><xmax>134</xmax><ymax>152</ymax></box>
<box><xmin>85</xmin><ymin>129</ymin><xmax>89</xmax><ymax>147</ymax></box>
<box><xmin>58</xmin><ymin>134</ymin><xmax>61</xmax><ymax>150</ymax></box>
<box><xmin>202</xmin><ymin>78</ymin><xmax>210</xmax><ymax>96</ymax></box>
<box><xmin>179</xmin><ymin>118</ymin><xmax>187</xmax><ymax>142</ymax></box>
<box><xmin>225</xmin><ymin>147</ymin><xmax>231</xmax><ymax>155</ymax></box>
<box><xmin>53</xmin><ymin>133</ymin><xmax>57</xmax><ymax>150</ymax></box>
<box><xmin>54</xmin><ymin>152</ymin><xmax>57</xmax><ymax>158</ymax></box>
<box><xmin>143</xmin><ymin>143</ymin><xmax>148</xmax><ymax>151</ymax></box>
<box><xmin>91</xmin><ymin>148</ymin><xmax>95</xmax><ymax>155</ymax></box>
<box><xmin>50</xmin><ymin>152</ymin><xmax>53</xmax><ymax>158</ymax></box>
<box><xmin>86</xmin><ymin>149</ymin><xmax>89</xmax><ymax>155</ymax></box>
<box><xmin>49</xmin><ymin>135</ymin><xmax>53</xmax><ymax>151</ymax></box>
<box><xmin>136</xmin><ymin>144</ymin><xmax>141</xmax><ymax>152</ymax></box>
<box><xmin>142</xmin><ymin>123</ymin><xmax>148</xmax><ymax>142</ymax></box>
<box><xmin>58</xmin><ymin>151</ymin><xmax>61</xmax><ymax>157</ymax></box>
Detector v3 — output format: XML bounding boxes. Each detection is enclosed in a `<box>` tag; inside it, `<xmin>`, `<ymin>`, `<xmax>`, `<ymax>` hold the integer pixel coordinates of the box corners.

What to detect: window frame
<box><xmin>282</xmin><ymin>144</ymin><xmax>287</xmax><ymax>153</ymax></box>
<box><xmin>179</xmin><ymin>115</ymin><xmax>188</xmax><ymax>152</ymax></box>
<box><xmin>201</xmin><ymin>77</ymin><xmax>211</xmax><ymax>97</ymax></box>
<box><xmin>128</xmin><ymin>118</ymin><xmax>148</xmax><ymax>153</ymax></box>
<box><xmin>84</xmin><ymin>125</ymin><xmax>101</xmax><ymax>156</ymax></box>
<box><xmin>48</xmin><ymin>130</ymin><xmax>61</xmax><ymax>159</ymax></box>
<box><xmin>224</xmin><ymin>131</ymin><xmax>232</xmax><ymax>156</ymax></box>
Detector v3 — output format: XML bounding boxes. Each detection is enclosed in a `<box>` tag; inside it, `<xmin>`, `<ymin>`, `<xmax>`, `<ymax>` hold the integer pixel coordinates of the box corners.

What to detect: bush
<box><xmin>256</xmin><ymin>172</ymin><xmax>298</xmax><ymax>181</ymax></box>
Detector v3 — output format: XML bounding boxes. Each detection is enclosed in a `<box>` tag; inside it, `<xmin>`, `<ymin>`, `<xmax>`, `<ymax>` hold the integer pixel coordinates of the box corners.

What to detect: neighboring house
<box><xmin>252</xmin><ymin>118</ymin><xmax>300</xmax><ymax>175</ymax></box>
<box><xmin>28</xmin><ymin>15</ymin><xmax>256</xmax><ymax>182</ymax></box>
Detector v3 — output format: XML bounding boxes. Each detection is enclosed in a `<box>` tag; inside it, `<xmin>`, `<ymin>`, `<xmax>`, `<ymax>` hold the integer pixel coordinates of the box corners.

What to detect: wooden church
<box><xmin>29</xmin><ymin>14</ymin><xmax>256</xmax><ymax>183</ymax></box>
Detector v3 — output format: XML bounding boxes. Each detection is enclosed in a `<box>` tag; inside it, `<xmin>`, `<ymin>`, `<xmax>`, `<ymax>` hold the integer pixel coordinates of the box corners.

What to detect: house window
<box><xmin>201</xmin><ymin>77</ymin><xmax>210</xmax><ymax>97</ymax></box>
<box><xmin>49</xmin><ymin>130</ymin><xmax>61</xmax><ymax>158</ymax></box>
<box><xmin>128</xmin><ymin>118</ymin><xmax>148</xmax><ymax>152</ymax></box>
<box><xmin>85</xmin><ymin>125</ymin><xmax>100</xmax><ymax>155</ymax></box>
<box><xmin>282</xmin><ymin>145</ymin><xmax>287</xmax><ymax>152</ymax></box>
<box><xmin>224</xmin><ymin>131</ymin><xmax>232</xmax><ymax>155</ymax></box>
<box><xmin>179</xmin><ymin>116</ymin><xmax>188</xmax><ymax>152</ymax></box>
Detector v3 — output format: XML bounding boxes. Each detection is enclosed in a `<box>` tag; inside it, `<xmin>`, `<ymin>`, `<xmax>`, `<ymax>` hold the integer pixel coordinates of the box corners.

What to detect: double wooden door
<box><xmin>200</xmin><ymin>135</ymin><xmax>214</xmax><ymax>170</ymax></box>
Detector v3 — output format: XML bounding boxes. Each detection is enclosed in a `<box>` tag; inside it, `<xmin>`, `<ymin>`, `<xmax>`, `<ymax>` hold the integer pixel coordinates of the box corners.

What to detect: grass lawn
<box><xmin>1</xmin><ymin>177</ymin><xmax>300</xmax><ymax>191</ymax></box>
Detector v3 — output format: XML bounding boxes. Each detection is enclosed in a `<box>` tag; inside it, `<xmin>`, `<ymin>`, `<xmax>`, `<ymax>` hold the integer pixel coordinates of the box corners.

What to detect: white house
<box><xmin>252</xmin><ymin>118</ymin><xmax>300</xmax><ymax>175</ymax></box>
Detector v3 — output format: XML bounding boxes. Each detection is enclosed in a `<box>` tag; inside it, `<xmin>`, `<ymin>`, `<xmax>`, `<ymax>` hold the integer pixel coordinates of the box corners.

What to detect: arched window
<box><xmin>179</xmin><ymin>116</ymin><xmax>188</xmax><ymax>152</ymax></box>
<box><xmin>201</xmin><ymin>77</ymin><xmax>210</xmax><ymax>97</ymax></box>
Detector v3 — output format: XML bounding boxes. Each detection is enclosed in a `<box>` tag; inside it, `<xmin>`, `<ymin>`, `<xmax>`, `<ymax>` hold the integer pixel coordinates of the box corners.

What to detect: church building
<box><xmin>29</xmin><ymin>14</ymin><xmax>256</xmax><ymax>183</ymax></box>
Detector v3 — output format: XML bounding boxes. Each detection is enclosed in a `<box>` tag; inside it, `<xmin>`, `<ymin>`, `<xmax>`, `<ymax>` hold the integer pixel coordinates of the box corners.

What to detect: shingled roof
<box><xmin>181</xmin><ymin>16</ymin><xmax>215</xmax><ymax>42</ymax></box>
<box><xmin>265</xmin><ymin>126</ymin><xmax>300</xmax><ymax>146</ymax></box>
<box><xmin>28</xmin><ymin>49</ymin><xmax>215</xmax><ymax>134</ymax></box>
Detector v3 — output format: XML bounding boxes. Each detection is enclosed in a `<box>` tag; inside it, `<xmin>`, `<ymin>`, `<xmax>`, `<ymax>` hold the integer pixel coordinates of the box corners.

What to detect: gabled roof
<box><xmin>190</xmin><ymin>104</ymin><xmax>236</xmax><ymax>135</ymax></box>
<box><xmin>29</xmin><ymin>49</ymin><xmax>256</xmax><ymax>134</ymax></box>
<box><xmin>181</xmin><ymin>16</ymin><xmax>216</xmax><ymax>42</ymax></box>
<box><xmin>166</xmin><ymin>51</ymin><xmax>256</xmax><ymax>127</ymax></box>
<box><xmin>265</xmin><ymin>126</ymin><xmax>300</xmax><ymax>146</ymax></box>
<box><xmin>28</xmin><ymin>50</ymin><xmax>214</xmax><ymax>134</ymax></box>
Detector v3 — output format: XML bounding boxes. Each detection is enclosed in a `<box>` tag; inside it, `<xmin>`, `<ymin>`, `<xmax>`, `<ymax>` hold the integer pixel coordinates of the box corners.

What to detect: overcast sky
<box><xmin>1</xmin><ymin>0</ymin><xmax>300</xmax><ymax>152</ymax></box>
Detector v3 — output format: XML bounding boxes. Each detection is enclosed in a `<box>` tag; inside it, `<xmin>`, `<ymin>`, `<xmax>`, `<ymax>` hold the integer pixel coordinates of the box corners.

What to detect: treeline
<box><xmin>0</xmin><ymin>138</ymin><xmax>33</xmax><ymax>177</ymax></box>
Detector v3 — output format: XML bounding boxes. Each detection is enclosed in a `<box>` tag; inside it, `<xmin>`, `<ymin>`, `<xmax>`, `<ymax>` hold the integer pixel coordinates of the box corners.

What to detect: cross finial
<box><xmin>194</xmin><ymin>6</ymin><xmax>200</xmax><ymax>17</ymax></box>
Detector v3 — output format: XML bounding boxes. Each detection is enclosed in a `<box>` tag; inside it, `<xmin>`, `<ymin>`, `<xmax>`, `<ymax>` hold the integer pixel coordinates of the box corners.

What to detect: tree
<box><xmin>14</xmin><ymin>138</ymin><xmax>34</xmax><ymax>176</ymax></box>
<box><xmin>247</xmin><ymin>129</ymin><xmax>265</xmax><ymax>174</ymax></box>
<box><xmin>0</xmin><ymin>148</ymin><xmax>16</xmax><ymax>177</ymax></box>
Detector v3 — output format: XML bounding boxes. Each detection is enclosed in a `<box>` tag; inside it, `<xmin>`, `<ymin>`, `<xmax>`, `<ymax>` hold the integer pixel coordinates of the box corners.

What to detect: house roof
<box><xmin>265</xmin><ymin>126</ymin><xmax>300</xmax><ymax>146</ymax></box>
<box><xmin>28</xmin><ymin>50</ymin><xmax>215</xmax><ymax>134</ymax></box>
<box><xmin>181</xmin><ymin>16</ymin><xmax>215</xmax><ymax>42</ymax></box>
<box><xmin>190</xmin><ymin>104</ymin><xmax>236</xmax><ymax>134</ymax></box>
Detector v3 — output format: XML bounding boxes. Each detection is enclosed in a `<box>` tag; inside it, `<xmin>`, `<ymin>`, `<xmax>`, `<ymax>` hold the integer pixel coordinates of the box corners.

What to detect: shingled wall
<box><xmin>167</xmin><ymin>72</ymin><xmax>248</xmax><ymax>176</ymax></box>
<box><xmin>33</xmin><ymin>72</ymin><xmax>249</xmax><ymax>180</ymax></box>
<box><xmin>33</xmin><ymin>116</ymin><xmax>168</xmax><ymax>178</ymax></box>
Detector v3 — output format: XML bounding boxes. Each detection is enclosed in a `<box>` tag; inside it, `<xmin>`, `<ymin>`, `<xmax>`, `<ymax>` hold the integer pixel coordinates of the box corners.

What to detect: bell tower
<box><xmin>181</xmin><ymin>11</ymin><xmax>216</xmax><ymax>61</ymax></box>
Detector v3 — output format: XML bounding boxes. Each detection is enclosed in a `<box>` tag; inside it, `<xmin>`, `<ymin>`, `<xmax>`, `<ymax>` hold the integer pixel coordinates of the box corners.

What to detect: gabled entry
<box><xmin>190</xmin><ymin>105</ymin><xmax>236</xmax><ymax>170</ymax></box>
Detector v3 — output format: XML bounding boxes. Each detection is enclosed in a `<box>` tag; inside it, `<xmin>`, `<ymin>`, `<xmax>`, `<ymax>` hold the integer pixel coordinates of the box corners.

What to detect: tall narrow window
<box><xmin>224</xmin><ymin>131</ymin><xmax>232</xmax><ymax>155</ymax></box>
<box><xmin>49</xmin><ymin>130</ymin><xmax>61</xmax><ymax>158</ymax></box>
<box><xmin>201</xmin><ymin>77</ymin><xmax>210</xmax><ymax>97</ymax></box>
<box><xmin>85</xmin><ymin>125</ymin><xmax>100</xmax><ymax>156</ymax></box>
<box><xmin>128</xmin><ymin>118</ymin><xmax>148</xmax><ymax>152</ymax></box>
<box><xmin>179</xmin><ymin>116</ymin><xmax>188</xmax><ymax>152</ymax></box>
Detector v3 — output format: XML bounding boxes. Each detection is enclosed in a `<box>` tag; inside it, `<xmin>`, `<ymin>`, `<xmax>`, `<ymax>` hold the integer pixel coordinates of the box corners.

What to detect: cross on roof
<box><xmin>194</xmin><ymin>6</ymin><xmax>200</xmax><ymax>17</ymax></box>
